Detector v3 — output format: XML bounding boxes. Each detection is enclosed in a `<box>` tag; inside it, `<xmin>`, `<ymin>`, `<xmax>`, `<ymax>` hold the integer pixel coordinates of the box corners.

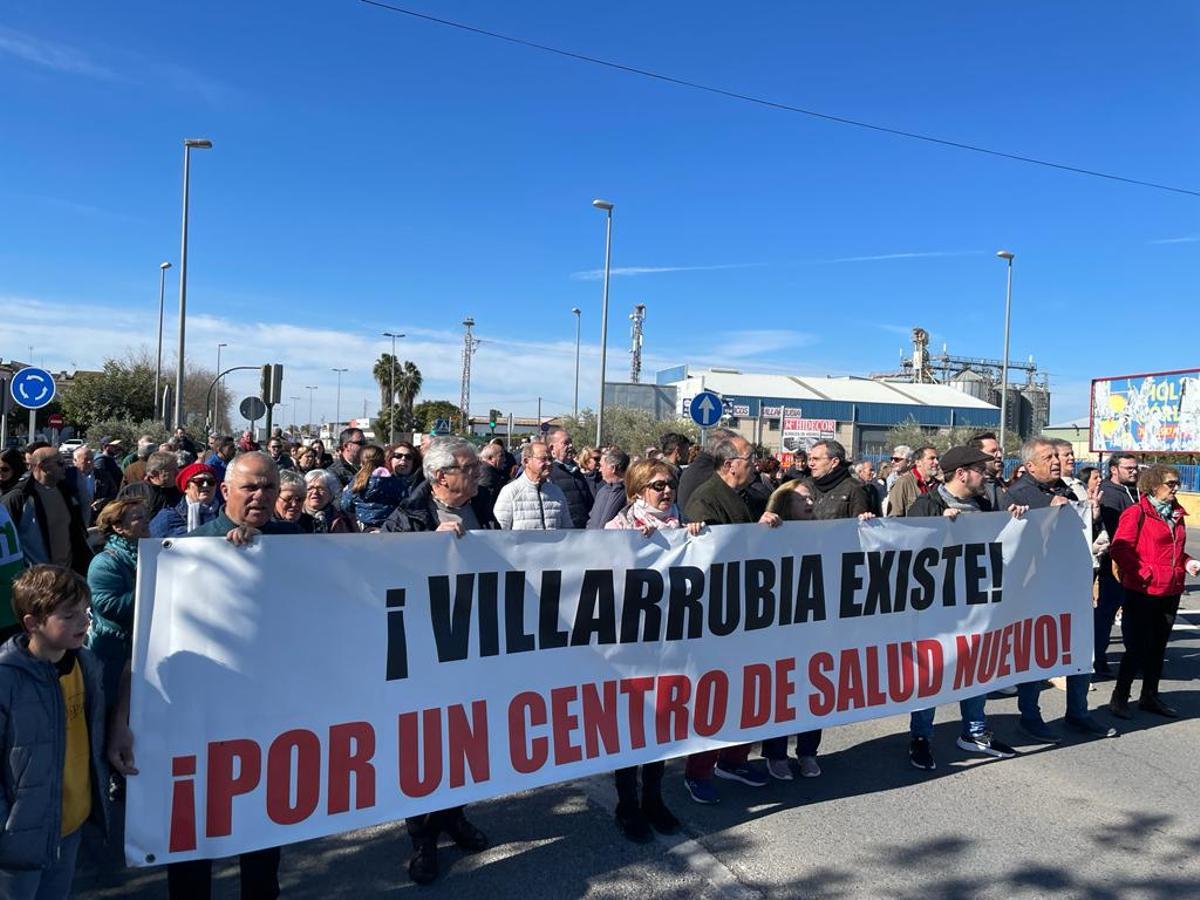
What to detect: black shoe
<box><xmin>446</xmin><ymin>816</ymin><xmax>488</xmax><ymax>852</ymax></box>
<box><xmin>408</xmin><ymin>841</ymin><xmax>439</xmax><ymax>885</ymax></box>
<box><xmin>108</xmin><ymin>773</ymin><xmax>126</xmax><ymax>803</ymax></box>
<box><xmin>642</xmin><ymin>797</ymin><xmax>681</xmax><ymax>835</ymax></box>
<box><xmin>1109</xmin><ymin>694</ymin><xmax>1132</xmax><ymax>719</ymax></box>
<box><xmin>1139</xmin><ymin>695</ymin><xmax>1179</xmax><ymax>718</ymax></box>
<box><xmin>615</xmin><ymin>801</ymin><xmax>654</xmax><ymax>843</ymax></box>
<box><xmin>1064</xmin><ymin>715</ymin><xmax>1119</xmax><ymax>738</ymax></box>
<box><xmin>909</xmin><ymin>736</ymin><xmax>936</xmax><ymax>771</ymax></box>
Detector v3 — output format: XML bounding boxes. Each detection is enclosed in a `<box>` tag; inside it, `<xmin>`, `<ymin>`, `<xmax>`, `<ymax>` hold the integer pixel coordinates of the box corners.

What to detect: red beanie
<box><xmin>176</xmin><ymin>462</ymin><xmax>216</xmax><ymax>494</ymax></box>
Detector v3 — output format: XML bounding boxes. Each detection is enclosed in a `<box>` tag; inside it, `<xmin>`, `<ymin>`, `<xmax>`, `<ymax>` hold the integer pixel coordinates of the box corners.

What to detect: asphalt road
<box><xmin>76</xmin><ymin>534</ymin><xmax>1200</xmax><ymax>899</ymax></box>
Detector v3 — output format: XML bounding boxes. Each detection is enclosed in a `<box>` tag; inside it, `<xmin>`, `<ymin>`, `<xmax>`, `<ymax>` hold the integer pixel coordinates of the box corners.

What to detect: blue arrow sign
<box><xmin>10</xmin><ymin>367</ymin><xmax>56</xmax><ymax>410</ymax></box>
<box><xmin>689</xmin><ymin>390</ymin><xmax>724</xmax><ymax>428</ymax></box>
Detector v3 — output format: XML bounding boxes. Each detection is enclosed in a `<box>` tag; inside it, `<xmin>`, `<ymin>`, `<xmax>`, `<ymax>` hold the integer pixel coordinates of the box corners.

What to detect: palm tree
<box><xmin>395</xmin><ymin>361</ymin><xmax>423</xmax><ymax>421</ymax></box>
<box><xmin>373</xmin><ymin>353</ymin><xmax>397</xmax><ymax>413</ymax></box>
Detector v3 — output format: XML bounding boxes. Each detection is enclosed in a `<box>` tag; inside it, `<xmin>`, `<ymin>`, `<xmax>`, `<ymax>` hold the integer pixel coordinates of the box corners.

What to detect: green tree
<box><xmin>412</xmin><ymin>399</ymin><xmax>463</xmax><ymax>434</ymax></box>
<box><xmin>559</xmin><ymin>407</ymin><xmax>701</xmax><ymax>453</ymax></box>
<box><xmin>395</xmin><ymin>361</ymin><xmax>423</xmax><ymax>422</ymax></box>
<box><xmin>883</xmin><ymin>417</ymin><xmax>1000</xmax><ymax>456</ymax></box>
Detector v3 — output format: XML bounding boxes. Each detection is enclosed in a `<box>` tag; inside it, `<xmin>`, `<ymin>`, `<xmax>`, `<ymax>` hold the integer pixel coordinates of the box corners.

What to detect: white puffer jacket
<box><xmin>493</xmin><ymin>476</ymin><xmax>573</xmax><ymax>530</ymax></box>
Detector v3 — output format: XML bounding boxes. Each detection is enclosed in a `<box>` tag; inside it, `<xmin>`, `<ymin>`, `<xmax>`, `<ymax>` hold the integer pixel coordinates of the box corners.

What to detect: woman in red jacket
<box><xmin>1108</xmin><ymin>465</ymin><xmax>1200</xmax><ymax>719</ymax></box>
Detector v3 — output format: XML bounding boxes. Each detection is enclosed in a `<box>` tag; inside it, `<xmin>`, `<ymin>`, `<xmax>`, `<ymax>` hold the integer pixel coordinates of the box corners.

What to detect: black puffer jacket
<box><xmin>548</xmin><ymin>461</ymin><xmax>593</xmax><ymax>529</ymax></box>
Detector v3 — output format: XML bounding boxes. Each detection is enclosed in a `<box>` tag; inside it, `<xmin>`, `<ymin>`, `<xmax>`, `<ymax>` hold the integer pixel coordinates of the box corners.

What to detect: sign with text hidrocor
<box><xmin>125</xmin><ymin>509</ymin><xmax>1091</xmax><ymax>865</ymax></box>
<box><xmin>1090</xmin><ymin>368</ymin><xmax>1200</xmax><ymax>453</ymax></box>
<box><xmin>689</xmin><ymin>390</ymin><xmax>724</xmax><ymax>428</ymax></box>
<box><xmin>781</xmin><ymin>417</ymin><xmax>836</xmax><ymax>453</ymax></box>
<box><xmin>9</xmin><ymin>367</ymin><xmax>56</xmax><ymax>410</ymax></box>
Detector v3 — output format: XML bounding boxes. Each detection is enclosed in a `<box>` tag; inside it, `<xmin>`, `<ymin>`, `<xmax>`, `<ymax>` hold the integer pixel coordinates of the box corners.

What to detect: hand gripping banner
<box><xmin>125</xmin><ymin>508</ymin><xmax>1091</xmax><ymax>865</ymax></box>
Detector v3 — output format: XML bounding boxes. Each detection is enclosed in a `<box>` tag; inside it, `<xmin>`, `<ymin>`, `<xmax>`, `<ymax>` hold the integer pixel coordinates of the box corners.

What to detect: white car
<box><xmin>58</xmin><ymin>438</ymin><xmax>86</xmax><ymax>456</ymax></box>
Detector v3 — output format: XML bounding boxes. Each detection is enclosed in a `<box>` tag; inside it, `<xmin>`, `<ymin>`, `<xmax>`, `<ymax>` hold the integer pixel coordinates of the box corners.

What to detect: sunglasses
<box><xmin>891</xmin><ymin>456</ymin><xmax>905</xmax><ymax>462</ymax></box>
<box><xmin>189</xmin><ymin>477</ymin><xmax>216</xmax><ymax>488</ymax></box>
<box><xmin>392</xmin><ymin>453</ymin><xmax>414</xmax><ymax>461</ymax></box>
<box><xmin>1164</xmin><ymin>480</ymin><xmax>1181</xmax><ymax>488</ymax></box>
<box><xmin>646</xmin><ymin>480</ymin><xmax>676</xmax><ymax>492</ymax></box>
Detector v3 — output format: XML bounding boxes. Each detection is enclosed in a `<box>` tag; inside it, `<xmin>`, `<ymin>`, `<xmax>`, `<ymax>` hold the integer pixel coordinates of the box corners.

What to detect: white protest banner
<box><xmin>126</xmin><ymin>509</ymin><xmax>1091</xmax><ymax>865</ymax></box>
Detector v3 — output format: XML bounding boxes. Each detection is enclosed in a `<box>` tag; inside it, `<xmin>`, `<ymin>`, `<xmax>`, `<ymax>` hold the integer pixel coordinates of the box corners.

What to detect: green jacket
<box><xmin>0</xmin><ymin>506</ymin><xmax>22</xmax><ymax>630</ymax></box>
<box><xmin>684</xmin><ymin>475</ymin><xmax>754</xmax><ymax>526</ymax></box>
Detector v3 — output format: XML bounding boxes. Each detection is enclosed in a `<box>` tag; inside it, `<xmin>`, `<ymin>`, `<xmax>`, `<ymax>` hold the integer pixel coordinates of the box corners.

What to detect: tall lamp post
<box><xmin>289</xmin><ymin>396</ymin><xmax>301</xmax><ymax>431</ymax></box>
<box><xmin>996</xmin><ymin>250</ymin><xmax>1015</xmax><ymax>457</ymax></box>
<box><xmin>174</xmin><ymin>137</ymin><xmax>213</xmax><ymax>431</ymax></box>
<box><xmin>381</xmin><ymin>331</ymin><xmax>404</xmax><ymax>444</ymax></box>
<box><xmin>213</xmin><ymin>342</ymin><xmax>228</xmax><ymax>432</ymax></box>
<box><xmin>305</xmin><ymin>386</ymin><xmax>318</xmax><ymax>437</ymax></box>
<box><xmin>591</xmin><ymin>199</ymin><xmax>614</xmax><ymax>446</ymax></box>
<box><xmin>154</xmin><ymin>261</ymin><xmax>172</xmax><ymax>420</ymax></box>
<box><xmin>571</xmin><ymin>307</ymin><xmax>582</xmax><ymax>419</ymax></box>
<box><xmin>331</xmin><ymin>368</ymin><xmax>348</xmax><ymax>432</ymax></box>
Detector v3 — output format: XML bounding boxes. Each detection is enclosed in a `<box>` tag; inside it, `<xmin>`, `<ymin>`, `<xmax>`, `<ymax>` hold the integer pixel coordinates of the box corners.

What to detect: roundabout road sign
<box><xmin>10</xmin><ymin>367</ymin><xmax>56</xmax><ymax>410</ymax></box>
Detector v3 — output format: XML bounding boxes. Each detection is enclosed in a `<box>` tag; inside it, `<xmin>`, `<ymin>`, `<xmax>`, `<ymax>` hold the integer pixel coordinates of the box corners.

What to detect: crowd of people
<box><xmin>0</xmin><ymin>422</ymin><xmax>1193</xmax><ymax>896</ymax></box>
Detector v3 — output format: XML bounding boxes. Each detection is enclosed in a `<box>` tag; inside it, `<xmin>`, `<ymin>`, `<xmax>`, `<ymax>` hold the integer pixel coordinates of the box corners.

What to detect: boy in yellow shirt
<box><xmin>0</xmin><ymin>566</ymin><xmax>108</xmax><ymax>899</ymax></box>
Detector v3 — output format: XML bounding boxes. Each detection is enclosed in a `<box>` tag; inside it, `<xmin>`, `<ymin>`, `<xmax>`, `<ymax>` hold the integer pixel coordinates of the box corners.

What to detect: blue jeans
<box><xmin>1017</xmin><ymin>673</ymin><xmax>1092</xmax><ymax>723</ymax></box>
<box><xmin>0</xmin><ymin>828</ymin><xmax>81</xmax><ymax>900</ymax></box>
<box><xmin>909</xmin><ymin>694</ymin><xmax>988</xmax><ymax>740</ymax></box>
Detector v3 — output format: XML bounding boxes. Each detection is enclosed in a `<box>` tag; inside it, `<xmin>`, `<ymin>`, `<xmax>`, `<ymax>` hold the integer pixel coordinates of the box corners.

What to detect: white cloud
<box><xmin>0</xmin><ymin>26</ymin><xmax>118</xmax><ymax>79</ymax></box>
<box><xmin>806</xmin><ymin>250</ymin><xmax>985</xmax><ymax>264</ymax></box>
<box><xmin>570</xmin><ymin>263</ymin><xmax>762</xmax><ymax>281</ymax></box>
<box><xmin>1148</xmin><ymin>235</ymin><xmax>1200</xmax><ymax>245</ymax></box>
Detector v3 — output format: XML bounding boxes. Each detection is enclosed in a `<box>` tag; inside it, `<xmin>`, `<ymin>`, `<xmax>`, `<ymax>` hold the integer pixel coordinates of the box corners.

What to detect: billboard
<box><xmin>781</xmin><ymin>416</ymin><xmax>836</xmax><ymax>453</ymax></box>
<box><xmin>1090</xmin><ymin>368</ymin><xmax>1200</xmax><ymax>453</ymax></box>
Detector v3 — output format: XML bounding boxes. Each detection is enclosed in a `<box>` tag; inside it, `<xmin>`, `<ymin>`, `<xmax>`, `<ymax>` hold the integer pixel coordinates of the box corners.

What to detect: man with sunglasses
<box><xmin>149</xmin><ymin>463</ymin><xmax>223</xmax><ymax>537</ymax></box>
<box><xmin>327</xmin><ymin>427</ymin><xmax>367</xmax><ymax>489</ymax></box>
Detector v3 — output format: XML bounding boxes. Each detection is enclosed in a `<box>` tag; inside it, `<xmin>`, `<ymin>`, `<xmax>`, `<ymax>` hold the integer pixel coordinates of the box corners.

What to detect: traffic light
<box><xmin>260</xmin><ymin>364</ymin><xmax>284</xmax><ymax>405</ymax></box>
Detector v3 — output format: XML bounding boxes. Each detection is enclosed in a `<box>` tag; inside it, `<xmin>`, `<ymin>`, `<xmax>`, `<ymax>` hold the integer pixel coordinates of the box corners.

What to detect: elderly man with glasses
<box><xmin>492</xmin><ymin>442</ymin><xmax>572</xmax><ymax>530</ymax></box>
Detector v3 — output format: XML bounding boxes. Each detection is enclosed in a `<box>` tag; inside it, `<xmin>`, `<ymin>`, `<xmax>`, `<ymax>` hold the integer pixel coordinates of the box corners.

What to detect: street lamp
<box><xmin>305</xmin><ymin>386</ymin><xmax>318</xmax><ymax>437</ymax></box>
<box><xmin>174</xmin><ymin>137</ymin><xmax>213</xmax><ymax>431</ymax></box>
<box><xmin>214</xmin><ymin>342</ymin><xmax>228</xmax><ymax>432</ymax></box>
<box><xmin>331</xmin><ymin>368</ymin><xmax>348</xmax><ymax>432</ymax></box>
<box><xmin>381</xmin><ymin>331</ymin><xmax>405</xmax><ymax>444</ymax></box>
<box><xmin>996</xmin><ymin>250</ymin><xmax>1015</xmax><ymax>457</ymax></box>
<box><xmin>289</xmin><ymin>396</ymin><xmax>301</xmax><ymax>431</ymax></box>
<box><xmin>592</xmin><ymin>198</ymin><xmax>614</xmax><ymax>446</ymax></box>
<box><xmin>571</xmin><ymin>307</ymin><xmax>582</xmax><ymax>419</ymax></box>
<box><xmin>154</xmin><ymin>261</ymin><xmax>172</xmax><ymax>421</ymax></box>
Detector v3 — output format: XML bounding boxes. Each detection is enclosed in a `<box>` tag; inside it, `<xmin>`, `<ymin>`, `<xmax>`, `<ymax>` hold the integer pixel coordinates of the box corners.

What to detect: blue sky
<box><xmin>2</xmin><ymin>2</ymin><xmax>1197</xmax><ymax>426</ymax></box>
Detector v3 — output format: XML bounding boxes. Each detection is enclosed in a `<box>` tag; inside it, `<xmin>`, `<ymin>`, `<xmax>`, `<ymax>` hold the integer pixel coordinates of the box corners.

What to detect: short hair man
<box><xmin>680</xmin><ymin>434</ymin><xmax>780</xmax><ymax>802</ymax></box>
<box><xmin>266</xmin><ymin>437</ymin><xmax>294</xmax><ymax>471</ymax></box>
<box><xmin>967</xmin><ymin>432</ymin><xmax>1008</xmax><ymax>510</ymax></box>
<box><xmin>118</xmin><ymin>451</ymin><xmax>181</xmax><ymax>520</ymax></box>
<box><xmin>586</xmin><ymin>448</ymin><xmax>630</xmax><ymax>529</ymax></box>
<box><xmin>383</xmin><ymin>437</ymin><xmax>497</xmax><ymax>534</ymax></box>
<box><xmin>853</xmin><ymin>459</ymin><xmax>884</xmax><ymax>517</ymax></box>
<box><xmin>70</xmin><ymin>445</ymin><xmax>99</xmax><ymax>525</ymax></box>
<box><xmin>1005</xmin><ymin>438</ymin><xmax>1109</xmax><ymax>743</ymax></box>
<box><xmin>659</xmin><ymin>433</ymin><xmax>692</xmax><ymax>468</ymax></box>
<box><xmin>121</xmin><ymin>439</ymin><xmax>155</xmax><ymax>487</ymax></box>
<box><xmin>3</xmin><ymin>448</ymin><xmax>92</xmax><ymax>574</ymax></box>
<box><xmin>492</xmin><ymin>442</ymin><xmax>572</xmax><ymax>530</ymax></box>
<box><xmin>91</xmin><ymin>439</ymin><xmax>124</xmax><ymax>505</ymax></box>
<box><xmin>885</xmin><ymin>446</ymin><xmax>939</xmax><ymax>517</ymax></box>
<box><xmin>379</xmin><ymin>437</ymin><xmax>493</xmax><ymax>882</ymax></box>
<box><xmin>904</xmin><ymin>446</ymin><xmax>1031</xmax><ymax>769</ymax></box>
<box><xmin>0</xmin><ymin>566</ymin><xmax>106</xmax><ymax>895</ymax></box>
<box><xmin>885</xmin><ymin>445</ymin><xmax>913</xmax><ymax>491</ymax></box>
<box><xmin>327</xmin><ymin>427</ymin><xmax>366</xmax><ymax>489</ymax></box>
<box><xmin>677</xmin><ymin>428</ymin><xmax>736</xmax><ymax>511</ymax></box>
<box><xmin>544</xmin><ymin>427</ymin><xmax>593</xmax><ymax>528</ymax></box>
<box><xmin>474</xmin><ymin>442</ymin><xmax>509</xmax><ymax>521</ymax></box>
<box><xmin>1095</xmin><ymin>452</ymin><xmax>1139</xmax><ymax>674</ymax></box>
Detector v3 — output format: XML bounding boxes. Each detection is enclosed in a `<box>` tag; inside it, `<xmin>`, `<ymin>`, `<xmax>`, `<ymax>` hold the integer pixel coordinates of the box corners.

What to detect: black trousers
<box><xmin>614</xmin><ymin>760</ymin><xmax>665</xmax><ymax>806</ymax></box>
<box><xmin>167</xmin><ymin>847</ymin><xmax>281</xmax><ymax>900</ymax></box>
<box><xmin>406</xmin><ymin>806</ymin><xmax>466</xmax><ymax>845</ymax></box>
<box><xmin>1094</xmin><ymin>569</ymin><xmax>1126</xmax><ymax>668</ymax></box>
<box><xmin>1115</xmin><ymin>591</ymin><xmax>1180</xmax><ymax>699</ymax></box>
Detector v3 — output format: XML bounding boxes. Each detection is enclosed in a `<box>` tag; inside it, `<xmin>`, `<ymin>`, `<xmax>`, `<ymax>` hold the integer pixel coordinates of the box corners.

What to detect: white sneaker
<box><xmin>766</xmin><ymin>759</ymin><xmax>794</xmax><ymax>781</ymax></box>
<box><xmin>797</xmin><ymin>755</ymin><xmax>821</xmax><ymax>778</ymax></box>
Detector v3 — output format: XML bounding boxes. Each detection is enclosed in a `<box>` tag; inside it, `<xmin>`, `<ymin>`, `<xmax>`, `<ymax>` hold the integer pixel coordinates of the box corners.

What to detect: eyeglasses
<box><xmin>1164</xmin><ymin>480</ymin><xmax>1181</xmax><ymax>488</ymax></box>
<box><xmin>189</xmin><ymin>477</ymin><xmax>216</xmax><ymax>488</ymax></box>
<box><xmin>443</xmin><ymin>463</ymin><xmax>481</xmax><ymax>476</ymax></box>
<box><xmin>645</xmin><ymin>479</ymin><xmax>676</xmax><ymax>493</ymax></box>
<box><xmin>529</xmin><ymin>455</ymin><xmax>552</xmax><ymax>463</ymax></box>
<box><xmin>346</xmin><ymin>439</ymin><xmax>366</xmax><ymax>446</ymax></box>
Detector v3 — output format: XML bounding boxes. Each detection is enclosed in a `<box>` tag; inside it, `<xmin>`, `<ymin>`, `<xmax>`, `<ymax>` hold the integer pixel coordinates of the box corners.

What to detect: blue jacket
<box><xmin>149</xmin><ymin>496</ymin><xmax>222</xmax><ymax>538</ymax></box>
<box><xmin>342</xmin><ymin>473</ymin><xmax>407</xmax><ymax>529</ymax></box>
<box><xmin>0</xmin><ymin>638</ymin><xmax>109</xmax><ymax>868</ymax></box>
<box><xmin>587</xmin><ymin>481</ymin><xmax>627</xmax><ymax>529</ymax></box>
<box><xmin>86</xmin><ymin>534</ymin><xmax>138</xmax><ymax>703</ymax></box>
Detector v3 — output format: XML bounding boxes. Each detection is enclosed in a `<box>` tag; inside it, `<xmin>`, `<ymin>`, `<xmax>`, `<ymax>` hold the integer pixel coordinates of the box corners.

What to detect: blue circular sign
<box><xmin>10</xmin><ymin>367</ymin><xmax>56</xmax><ymax>410</ymax></box>
<box><xmin>689</xmin><ymin>390</ymin><xmax>724</xmax><ymax>428</ymax></box>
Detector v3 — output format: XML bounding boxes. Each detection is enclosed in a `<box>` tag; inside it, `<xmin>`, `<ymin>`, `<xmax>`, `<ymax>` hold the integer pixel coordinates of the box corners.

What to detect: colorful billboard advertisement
<box><xmin>1090</xmin><ymin>368</ymin><xmax>1200</xmax><ymax>453</ymax></box>
<box><xmin>781</xmin><ymin>416</ymin><xmax>837</xmax><ymax>453</ymax></box>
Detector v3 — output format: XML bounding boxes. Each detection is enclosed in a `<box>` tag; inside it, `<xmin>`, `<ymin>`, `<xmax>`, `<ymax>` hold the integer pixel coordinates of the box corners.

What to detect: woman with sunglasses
<box><xmin>1109</xmin><ymin>464</ymin><xmax>1200</xmax><ymax>719</ymax></box>
<box><xmin>148</xmin><ymin>462</ymin><xmax>223</xmax><ymax>537</ymax></box>
<box><xmin>603</xmin><ymin>459</ymin><xmax>702</xmax><ymax>842</ymax></box>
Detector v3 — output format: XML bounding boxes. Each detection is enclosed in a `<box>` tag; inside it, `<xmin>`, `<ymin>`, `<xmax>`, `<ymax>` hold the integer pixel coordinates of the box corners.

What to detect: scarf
<box><xmin>937</xmin><ymin>483</ymin><xmax>981</xmax><ymax>512</ymax></box>
<box><xmin>913</xmin><ymin>467</ymin><xmax>932</xmax><ymax>494</ymax></box>
<box><xmin>811</xmin><ymin>465</ymin><xmax>851</xmax><ymax>491</ymax></box>
<box><xmin>621</xmin><ymin>499</ymin><xmax>683</xmax><ymax>532</ymax></box>
<box><xmin>1149</xmin><ymin>496</ymin><xmax>1179</xmax><ymax>530</ymax></box>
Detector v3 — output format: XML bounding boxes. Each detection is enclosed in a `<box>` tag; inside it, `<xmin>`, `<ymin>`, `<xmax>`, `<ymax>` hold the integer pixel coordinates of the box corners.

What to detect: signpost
<box><xmin>433</xmin><ymin>418</ymin><xmax>451</xmax><ymax>436</ymax></box>
<box><xmin>10</xmin><ymin>366</ymin><xmax>56</xmax><ymax>442</ymax></box>
<box><xmin>240</xmin><ymin>396</ymin><xmax>267</xmax><ymax>439</ymax></box>
<box><xmin>689</xmin><ymin>390</ymin><xmax>723</xmax><ymax>446</ymax></box>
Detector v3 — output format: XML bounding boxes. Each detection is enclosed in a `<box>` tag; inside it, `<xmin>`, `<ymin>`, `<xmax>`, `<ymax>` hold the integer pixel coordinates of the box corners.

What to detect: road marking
<box><xmin>579</xmin><ymin>776</ymin><xmax>764</xmax><ymax>900</ymax></box>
